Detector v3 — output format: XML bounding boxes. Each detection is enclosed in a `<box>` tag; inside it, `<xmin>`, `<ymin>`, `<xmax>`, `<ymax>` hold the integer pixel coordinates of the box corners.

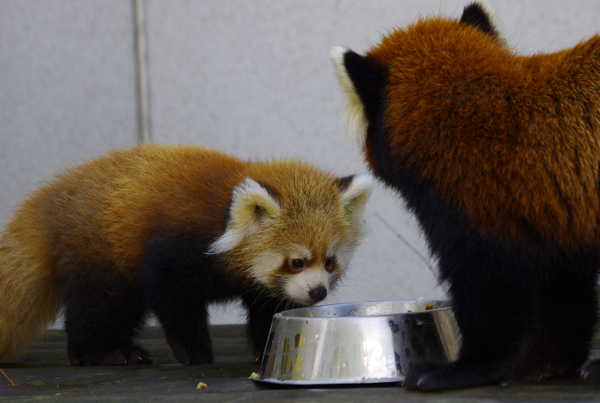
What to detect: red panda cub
<box><xmin>0</xmin><ymin>144</ymin><xmax>372</xmax><ymax>365</ymax></box>
<box><xmin>331</xmin><ymin>1</ymin><xmax>600</xmax><ymax>391</ymax></box>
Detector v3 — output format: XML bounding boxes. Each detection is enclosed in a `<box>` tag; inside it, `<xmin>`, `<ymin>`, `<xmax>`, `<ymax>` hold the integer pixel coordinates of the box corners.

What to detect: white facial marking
<box><xmin>289</xmin><ymin>245</ymin><xmax>312</xmax><ymax>262</ymax></box>
<box><xmin>283</xmin><ymin>267</ymin><xmax>330</xmax><ymax>306</ymax></box>
<box><xmin>249</xmin><ymin>251</ymin><xmax>285</xmax><ymax>286</ymax></box>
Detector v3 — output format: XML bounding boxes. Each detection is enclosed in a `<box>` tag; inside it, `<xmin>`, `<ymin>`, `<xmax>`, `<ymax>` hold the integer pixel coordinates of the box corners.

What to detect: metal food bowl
<box><xmin>253</xmin><ymin>300</ymin><xmax>461</xmax><ymax>385</ymax></box>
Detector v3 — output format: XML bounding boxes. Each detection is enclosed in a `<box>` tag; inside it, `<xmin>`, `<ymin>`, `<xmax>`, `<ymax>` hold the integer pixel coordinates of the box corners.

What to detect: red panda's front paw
<box><xmin>68</xmin><ymin>344</ymin><xmax>153</xmax><ymax>366</ymax></box>
<box><xmin>581</xmin><ymin>359</ymin><xmax>600</xmax><ymax>384</ymax></box>
<box><xmin>170</xmin><ymin>344</ymin><xmax>213</xmax><ymax>365</ymax></box>
<box><xmin>124</xmin><ymin>345</ymin><xmax>154</xmax><ymax>365</ymax></box>
<box><xmin>403</xmin><ymin>363</ymin><xmax>468</xmax><ymax>391</ymax></box>
<box><xmin>403</xmin><ymin>362</ymin><xmax>504</xmax><ymax>391</ymax></box>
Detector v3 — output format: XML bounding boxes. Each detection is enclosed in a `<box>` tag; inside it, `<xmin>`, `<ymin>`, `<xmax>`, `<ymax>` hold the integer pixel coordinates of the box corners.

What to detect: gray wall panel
<box><xmin>0</xmin><ymin>0</ymin><xmax>138</xmax><ymax>222</ymax></box>
<box><xmin>1</xmin><ymin>1</ymin><xmax>598</xmax><ymax>325</ymax></box>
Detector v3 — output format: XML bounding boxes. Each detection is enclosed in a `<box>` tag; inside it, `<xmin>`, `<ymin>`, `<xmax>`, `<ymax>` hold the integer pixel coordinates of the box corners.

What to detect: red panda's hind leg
<box><xmin>63</xmin><ymin>270</ymin><xmax>151</xmax><ymax>366</ymax></box>
<box><xmin>516</xmin><ymin>264</ymin><xmax>598</xmax><ymax>382</ymax></box>
<box><xmin>403</xmin><ymin>235</ymin><xmax>599</xmax><ymax>391</ymax></box>
<box><xmin>403</xmin><ymin>268</ymin><xmax>532</xmax><ymax>390</ymax></box>
<box><xmin>582</xmin><ymin>360</ymin><xmax>600</xmax><ymax>384</ymax></box>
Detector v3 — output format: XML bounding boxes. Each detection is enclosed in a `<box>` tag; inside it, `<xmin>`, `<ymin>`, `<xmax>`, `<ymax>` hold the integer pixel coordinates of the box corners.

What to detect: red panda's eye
<box><xmin>325</xmin><ymin>257</ymin><xmax>336</xmax><ymax>273</ymax></box>
<box><xmin>291</xmin><ymin>259</ymin><xmax>304</xmax><ymax>270</ymax></box>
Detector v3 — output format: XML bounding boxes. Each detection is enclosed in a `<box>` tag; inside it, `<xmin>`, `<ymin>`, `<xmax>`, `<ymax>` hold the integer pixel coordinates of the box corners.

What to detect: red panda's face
<box><xmin>251</xmin><ymin>241</ymin><xmax>346</xmax><ymax>306</ymax></box>
<box><xmin>207</xmin><ymin>167</ymin><xmax>373</xmax><ymax>306</ymax></box>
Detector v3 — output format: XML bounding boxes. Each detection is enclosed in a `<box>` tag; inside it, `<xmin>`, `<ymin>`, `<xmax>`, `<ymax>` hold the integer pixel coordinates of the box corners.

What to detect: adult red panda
<box><xmin>0</xmin><ymin>144</ymin><xmax>372</xmax><ymax>366</ymax></box>
<box><xmin>331</xmin><ymin>0</ymin><xmax>600</xmax><ymax>391</ymax></box>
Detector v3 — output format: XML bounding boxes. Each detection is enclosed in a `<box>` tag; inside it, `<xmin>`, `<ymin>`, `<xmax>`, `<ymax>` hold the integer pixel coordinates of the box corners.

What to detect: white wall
<box><xmin>1</xmin><ymin>0</ymin><xmax>599</xmax><ymax>324</ymax></box>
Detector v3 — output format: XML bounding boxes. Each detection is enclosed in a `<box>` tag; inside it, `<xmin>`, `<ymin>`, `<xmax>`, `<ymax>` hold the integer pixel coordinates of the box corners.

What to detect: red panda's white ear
<box><xmin>339</xmin><ymin>174</ymin><xmax>373</xmax><ymax>224</ymax></box>
<box><xmin>330</xmin><ymin>46</ymin><xmax>369</xmax><ymax>148</ymax></box>
<box><xmin>207</xmin><ymin>178</ymin><xmax>280</xmax><ymax>254</ymax></box>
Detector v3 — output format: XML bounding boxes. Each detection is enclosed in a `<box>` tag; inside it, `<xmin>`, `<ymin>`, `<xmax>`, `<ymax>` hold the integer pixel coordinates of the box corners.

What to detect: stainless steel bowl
<box><xmin>254</xmin><ymin>300</ymin><xmax>460</xmax><ymax>385</ymax></box>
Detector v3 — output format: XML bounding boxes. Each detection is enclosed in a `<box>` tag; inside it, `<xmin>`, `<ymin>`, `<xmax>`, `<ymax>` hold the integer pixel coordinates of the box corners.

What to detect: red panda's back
<box><xmin>3</xmin><ymin>144</ymin><xmax>248</xmax><ymax>280</ymax></box>
<box><xmin>367</xmin><ymin>18</ymin><xmax>600</xmax><ymax>249</ymax></box>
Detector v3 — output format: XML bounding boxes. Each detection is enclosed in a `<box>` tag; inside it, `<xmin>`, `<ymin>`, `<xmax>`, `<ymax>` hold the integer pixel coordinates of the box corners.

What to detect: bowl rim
<box><xmin>273</xmin><ymin>299</ymin><xmax>452</xmax><ymax>321</ymax></box>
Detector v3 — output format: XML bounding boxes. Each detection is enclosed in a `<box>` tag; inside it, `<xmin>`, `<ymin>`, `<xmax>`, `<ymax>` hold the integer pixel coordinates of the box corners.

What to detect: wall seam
<box><xmin>133</xmin><ymin>0</ymin><xmax>151</xmax><ymax>143</ymax></box>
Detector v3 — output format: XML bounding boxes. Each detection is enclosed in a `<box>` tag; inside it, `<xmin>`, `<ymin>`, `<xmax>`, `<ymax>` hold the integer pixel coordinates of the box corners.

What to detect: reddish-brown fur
<box><xmin>331</xmin><ymin>1</ymin><xmax>600</xmax><ymax>390</ymax></box>
<box><xmin>367</xmin><ymin>18</ymin><xmax>600</xmax><ymax>249</ymax></box>
<box><xmin>0</xmin><ymin>145</ymin><xmax>246</xmax><ymax>359</ymax></box>
<box><xmin>0</xmin><ymin>144</ymin><xmax>371</xmax><ymax>363</ymax></box>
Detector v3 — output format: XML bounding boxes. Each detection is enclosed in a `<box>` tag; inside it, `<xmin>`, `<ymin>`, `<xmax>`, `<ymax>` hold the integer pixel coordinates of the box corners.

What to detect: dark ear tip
<box><xmin>460</xmin><ymin>1</ymin><xmax>499</xmax><ymax>38</ymax></box>
<box><xmin>335</xmin><ymin>175</ymin><xmax>355</xmax><ymax>192</ymax></box>
<box><xmin>342</xmin><ymin>51</ymin><xmax>384</xmax><ymax>84</ymax></box>
<box><xmin>343</xmin><ymin>50</ymin><xmax>367</xmax><ymax>66</ymax></box>
<box><xmin>462</xmin><ymin>1</ymin><xmax>488</xmax><ymax>14</ymax></box>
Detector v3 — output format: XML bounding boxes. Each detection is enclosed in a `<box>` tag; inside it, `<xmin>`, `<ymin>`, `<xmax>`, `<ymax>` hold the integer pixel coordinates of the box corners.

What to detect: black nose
<box><xmin>309</xmin><ymin>286</ymin><xmax>327</xmax><ymax>302</ymax></box>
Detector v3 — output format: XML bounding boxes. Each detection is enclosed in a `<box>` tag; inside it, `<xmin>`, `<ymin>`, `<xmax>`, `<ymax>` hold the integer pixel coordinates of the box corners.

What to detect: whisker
<box><xmin>373</xmin><ymin>212</ymin><xmax>436</xmax><ymax>274</ymax></box>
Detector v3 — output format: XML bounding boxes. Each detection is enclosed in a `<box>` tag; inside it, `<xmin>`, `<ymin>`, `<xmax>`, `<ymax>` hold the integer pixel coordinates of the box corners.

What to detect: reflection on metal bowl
<box><xmin>254</xmin><ymin>300</ymin><xmax>461</xmax><ymax>385</ymax></box>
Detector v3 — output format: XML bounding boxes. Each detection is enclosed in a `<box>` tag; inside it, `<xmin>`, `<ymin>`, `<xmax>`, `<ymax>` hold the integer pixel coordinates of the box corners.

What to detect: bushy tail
<box><xmin>0</xmin><ymin>234</ymin><xmax>63</xmax><ymax>361</ymax></box>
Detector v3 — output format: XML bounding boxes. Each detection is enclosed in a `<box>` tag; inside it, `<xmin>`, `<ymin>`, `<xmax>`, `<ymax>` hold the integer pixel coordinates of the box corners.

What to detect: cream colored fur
<box><xmin>283</xmin><ymin>267</ymin><xmax>330</xmax><ymax>305</ymax></box>
<box><xmin>207</xmin><ymin>178</ymin><xmax>281</xmax><ymax>255</ymax></box>
<box><xmin>329</xmin><ymin>46</ymin><xmax>369</xmax><ymax>147</ymax></box>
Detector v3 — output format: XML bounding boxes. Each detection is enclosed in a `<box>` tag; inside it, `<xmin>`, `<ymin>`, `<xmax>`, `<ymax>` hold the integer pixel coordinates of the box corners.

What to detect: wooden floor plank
<box><xmin>1</xmin><ymin>325</ymin><xmax>600</xmax><ymax>402</ymax></box>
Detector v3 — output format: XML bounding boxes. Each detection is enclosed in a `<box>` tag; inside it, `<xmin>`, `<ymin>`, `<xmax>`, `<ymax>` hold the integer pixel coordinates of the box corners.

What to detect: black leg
<box><xmin>64</xmin><ymin>271</ymin><xmax>151</xmax><ymax>366</ymax></box>
<box><xmin>404</xmin><ymin>233</ymin><xmax>536</xmax><ymax>391</ymax></box>
<box><xmin>517</xmin><ymin>266</ymin><xmax>598</xmax><ymax>381</ymax></box>
<box><xmin>140</xmin><ymin>233</ymin><xmax>222</xmax><ymax>365</ymax></box>
<box><xmin>152</xmin><ymin>301</ymin><xmax>213</xmax><ymax>364</ymax></box>
<box><xmin>243</xmin><ymin>294</ymin><xmax>298</xmax><ymax>363</ymax></box>
<box><xmin>405</xmin><ymin>238</ymin><xmax>600</xmax><ymax>391</ymax></box>
<box><xmin>405</xmin><ymin>272</ymin><xmax>532</xmax><ymax>390</ymax></box>
<box><xmin>582</xmin><ymin>359</ymin><xmax>600</xmax><ymax>384</ymax></box>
